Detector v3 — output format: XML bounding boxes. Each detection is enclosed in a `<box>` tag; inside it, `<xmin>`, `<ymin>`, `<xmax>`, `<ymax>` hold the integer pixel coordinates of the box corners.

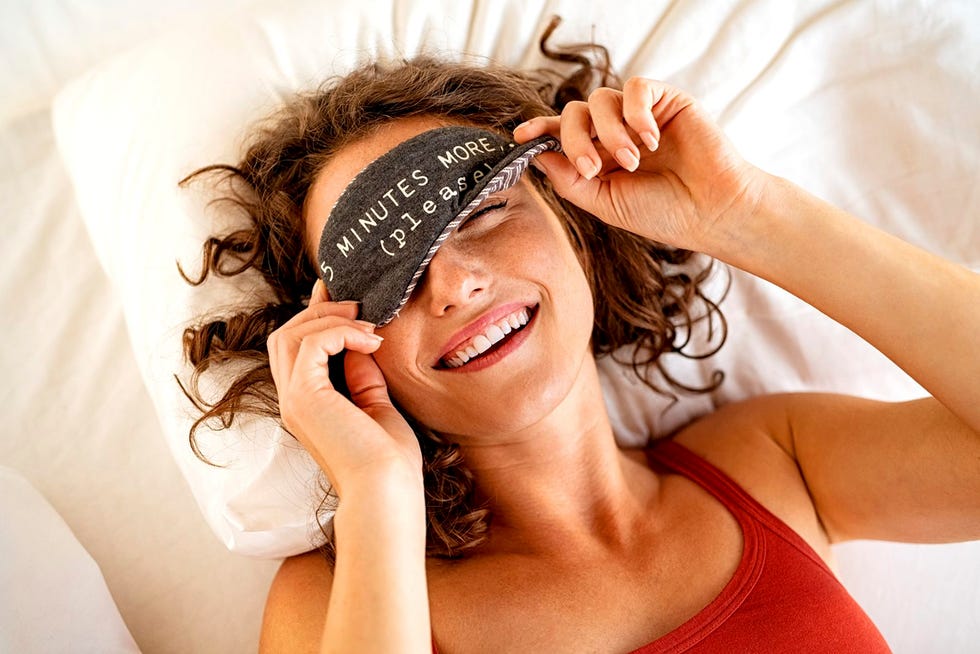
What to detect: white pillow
<box><xmin>52</xmin><ymin>0</ymin><xmax>980</xmax><ymax>558</ymax></box>
<box><xmin>0</xmin><ymin>467</ymin><xmax>140</xmax><ymax>653</ymax></box>
<box><xmin>0</xmin><ymin>0</ymin><xmax>258</xmax><ymax>125</ymax></box>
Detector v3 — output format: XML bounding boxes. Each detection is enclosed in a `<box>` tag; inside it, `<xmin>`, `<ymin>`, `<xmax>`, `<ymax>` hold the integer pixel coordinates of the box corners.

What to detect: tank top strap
<box><xmin>645</xmin><ymin>439</ymin><xmax>761</xmax><ymax>518</ymax></box>
<box><xmin>646</xmin><ymin>438</ymin><xmax>831</xmax><ymax>572</ymax></box>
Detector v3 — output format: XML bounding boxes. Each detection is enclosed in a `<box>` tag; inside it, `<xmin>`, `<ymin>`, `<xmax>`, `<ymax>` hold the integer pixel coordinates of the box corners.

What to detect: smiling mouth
<box><xmin>439</xmin><ymin>305</ymin><xmax>537</xmax><ymax>369</ymax></box>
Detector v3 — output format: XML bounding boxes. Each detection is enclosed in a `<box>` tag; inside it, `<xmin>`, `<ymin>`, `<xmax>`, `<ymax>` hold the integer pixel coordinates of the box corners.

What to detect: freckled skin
<box><xmin>303</xmin><ymin>117</ymin><xmax>596</xmax><ymax>442</ymax></box>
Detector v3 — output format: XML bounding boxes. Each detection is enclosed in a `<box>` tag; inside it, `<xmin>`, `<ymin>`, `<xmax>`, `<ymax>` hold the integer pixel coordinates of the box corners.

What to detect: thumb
<box><xmin>344</xmin><ymin>350</ymin><xmax>410</xmax><ymax>435</ymax></box>
<box><xmin>344</xmin><ymin>350</ymin><xmax>392</xmax><ymax>412</ymax></box>
<box><xmin>533</xmin><ymin>151</ymin><xmax>603</xmax><ymax>215</ymax></box>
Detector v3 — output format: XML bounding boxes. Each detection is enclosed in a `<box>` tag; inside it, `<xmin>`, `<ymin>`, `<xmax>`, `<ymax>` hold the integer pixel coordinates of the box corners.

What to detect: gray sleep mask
<box><xmin>316</xmin><ymin>126</ymin><xmax>560</xmax><ymax>326</ymax></box>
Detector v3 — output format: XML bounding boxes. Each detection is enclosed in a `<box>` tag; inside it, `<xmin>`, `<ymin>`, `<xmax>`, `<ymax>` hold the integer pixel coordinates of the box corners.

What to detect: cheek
<box><xmin>368</xmin><ymin>322</ymin><xmax>470</xmax><ymax>433</ymax></box>
<box><xmin>370</xmin><ymin>325</ymin><xmax>424</xmax><ymax>405</ymax></box>
<box><xmin>365</xmin><ymin>212</ymin><xmax>595</xmax><ymax>435</ymax></box>
<box><xmin>517</xmin><ymin>219</ymin><xmax>594</xmax><ymax>322</ymax></box>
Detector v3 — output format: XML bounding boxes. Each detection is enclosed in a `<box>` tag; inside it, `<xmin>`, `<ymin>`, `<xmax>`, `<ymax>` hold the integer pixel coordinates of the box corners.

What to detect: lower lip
<box><xmin>441</xmin><ymin>306</ymin><xmax>538</xmax><ymax>374</ymax></box>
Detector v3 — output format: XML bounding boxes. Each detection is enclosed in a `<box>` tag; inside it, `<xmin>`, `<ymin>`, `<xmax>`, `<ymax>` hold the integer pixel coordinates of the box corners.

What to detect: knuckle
<box><xmin>623</xmin><ymin>76</ymin><xmax>649</xmax><ymax>93</ymax></box>
<box><xmin>587</xmin><ymin>87</ymin><xmax>617</xmax><ymax>103</ymax></box>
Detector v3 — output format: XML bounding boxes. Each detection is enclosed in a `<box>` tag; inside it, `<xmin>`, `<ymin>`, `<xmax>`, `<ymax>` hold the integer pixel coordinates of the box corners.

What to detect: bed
<box><xmin>1</xmin><ymin>0</ymin><xmax>977</xmax><ymax>652</ymax></box>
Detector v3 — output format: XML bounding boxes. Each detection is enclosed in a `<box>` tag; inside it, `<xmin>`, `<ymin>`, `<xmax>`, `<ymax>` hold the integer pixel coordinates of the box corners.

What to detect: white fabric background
<box><xmin>0</xmin><ymin>467</ymin><xmax>140</xmax><ymax>653</ymax></box>
<box><xmin>2</xmin><ymin>0</ymin><xmax>978</xmax><ymax>652</ymax></box>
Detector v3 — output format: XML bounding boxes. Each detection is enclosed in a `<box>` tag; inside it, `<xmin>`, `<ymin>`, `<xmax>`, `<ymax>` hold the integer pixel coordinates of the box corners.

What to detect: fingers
<box><xmin>345</xmin><ymin>350</ymin><xmax>417</xmax><ymax>444</ymax></box>
<box><xmin>622</xmin><ymin>77</ymin><xmax>662</xmax><ymax>151</ymax></box>
<box><xmin>281</xmin><ymin>297</ymin><xmax>359</xmax><ymax>333</ymax></box>
<box><xmin>311</xmin><ymin>278</ymin><xmax>329</xmax><ymax>305</ymax></box>
<box><xmin>559</xmin><ymin>101</ymin><xmax>603</xmax><ymax>179</ymax></box>
<box><xmin>269</xmin><ymin>283</ymin><xmax>420</xmax><ymax>483</ymax></box>
<box><xmin>291</xmin><ymin>325</ymin><xmax>383</xmax><ymax>388</ymax></box>
<box><xmin>513</xmin><ymin>115</ymin><xmax>560</xmax><ymax>141</ymax></box>
<box><xmin>269</xmin><ymin>320</ymin><xmax>380</xmax><ymax>395</ymax></box>
<box><xmin>587</xmin><ymin>88</ymin><xmax>642</xmax><ymax>172</ymax></box>
<box><xmin>288</xmin><ymin>315</ymin><xmax>375</xmax><ymax>341</ymax></box>
<box><xmin>267</xmin><ymin>290</ymin><xmax>379</xmax><ymax>399</ymax></box>
<box><xmin>345</xmin><ymin>350</ymin><xmax>400</xmax><ymax>423</ymax></box>
<box><xmin>345</xmin><ymin>350</ymin><xmax>388</xmax><ymax>407</ymax></box>
<box><xmin>514</xmin><ymin>77</ymin><xmax>683</xmax><ymax>179</ymax></box>
<box><xmin>272</xmin><ymin>315</ymin><xmax>376</xmax><ymax>382</ymax></box>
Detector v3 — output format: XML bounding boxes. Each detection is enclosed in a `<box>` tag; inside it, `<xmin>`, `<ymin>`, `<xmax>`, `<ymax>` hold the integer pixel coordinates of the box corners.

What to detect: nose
<box><xmin>421</xmin><ymin>243</ymin><xmax>489</xmax><ymax>316</ymax></box>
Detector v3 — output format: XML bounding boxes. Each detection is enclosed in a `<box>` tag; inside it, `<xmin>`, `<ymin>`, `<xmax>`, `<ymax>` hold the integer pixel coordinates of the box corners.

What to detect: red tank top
<box><xmin>633</xmin><ymin>440</ymin><xmax>892</xmax><ymax>652</ymax></box>
<box><xmin>433</xmin><ymin>440</ymin><xmax>892</xmax><ymax>653</ymax></box>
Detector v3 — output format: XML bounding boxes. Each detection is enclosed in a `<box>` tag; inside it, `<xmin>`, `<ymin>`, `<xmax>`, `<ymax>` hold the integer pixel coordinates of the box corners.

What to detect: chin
<box><xmin>401</xmin><ymin>347</ymin><xmax>591</xmax><ymax>442</ymax></box>
<box><xmin>392</xmin><ymin>285</ymin><xmax>596</xmax><ymax>441</ymax></box>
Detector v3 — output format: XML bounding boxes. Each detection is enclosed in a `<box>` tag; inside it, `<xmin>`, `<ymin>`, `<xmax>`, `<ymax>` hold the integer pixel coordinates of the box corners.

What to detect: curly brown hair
<box><xmin>178</xmin><ymin>17</ymin><xmax>726</xmax><ymax>563</ymax></box>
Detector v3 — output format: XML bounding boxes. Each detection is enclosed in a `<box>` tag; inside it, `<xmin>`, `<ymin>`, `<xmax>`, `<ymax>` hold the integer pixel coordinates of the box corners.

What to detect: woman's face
<box><xmin>304</xmin><ymin>117</ymin><xmax>595</xmax><ymax>441</ymax></box>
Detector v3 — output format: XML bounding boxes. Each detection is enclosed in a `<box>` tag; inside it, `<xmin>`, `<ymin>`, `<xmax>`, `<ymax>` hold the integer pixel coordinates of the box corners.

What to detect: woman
<box><xmin>180</xmin><ymin>44</ymin><xmax>980</xmax><ymax>653</ymax></box>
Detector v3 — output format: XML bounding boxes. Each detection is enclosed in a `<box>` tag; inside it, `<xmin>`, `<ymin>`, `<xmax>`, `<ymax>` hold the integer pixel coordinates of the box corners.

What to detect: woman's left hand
<box><xmin>514</xmin><ymin>76</ymin><xmax>768</xmax><ymax>253</ymax></box>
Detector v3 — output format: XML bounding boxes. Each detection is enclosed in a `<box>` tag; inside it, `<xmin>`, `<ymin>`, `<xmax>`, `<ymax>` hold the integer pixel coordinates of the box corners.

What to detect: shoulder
<box><xmin>259</xmin><ymin>550</ymin><xmax>334</xmax><ymax>654</ymax></box>
<box><xmin>666</xmin><ymin>393</ymin><xmax>834</xmax><ymax>558</ymax></box>
<box><xmin>672</xmin><ymin>391</ymin><xmax>848</xmax><ymax>456</ymax></box>
<box><xmin>670</xmin><ymin>392</ymin><xmax>801</xmax><ymax>467</ymax></box>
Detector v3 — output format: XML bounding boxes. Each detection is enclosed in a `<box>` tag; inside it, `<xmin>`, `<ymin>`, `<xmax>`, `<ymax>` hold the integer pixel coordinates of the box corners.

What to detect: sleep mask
<box><xmin>316</xmin><ymin>126</ymin><xmax>560</xmax><ymax>326</ymax></box>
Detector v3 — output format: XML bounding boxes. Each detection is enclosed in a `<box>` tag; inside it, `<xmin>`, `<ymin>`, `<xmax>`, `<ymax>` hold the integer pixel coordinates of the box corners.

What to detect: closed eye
<box><xmin>459</xmin><ymin>200</ymin><xmax>508</xmax><ymax>229</ymax></box>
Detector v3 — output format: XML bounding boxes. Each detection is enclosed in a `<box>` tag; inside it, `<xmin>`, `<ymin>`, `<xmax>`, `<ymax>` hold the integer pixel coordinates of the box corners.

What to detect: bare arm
<box><xmin>264</xmin><ymin>281</ymin><xmax>431</xmax><ymax>653</ymax></box>
<box><xmin>518</xmin><ymin>76</ymin><xmax>980</xmax><ymax>543</ymax></box>
<box><xmin>711</xmin><ymin>178</ymin><xmax>980</xmax><ymax>542</ymax></box>
<box><xmin>732</xmin><ymin>393</ymin><xmax>980</xmax><ymax>544</ymax></box>
<box><xmin>713</xmin><ymin>175</ymin><xmax>980</xmax><ymax>434</ymax></box>
<box><xmin>322</xmin><ymin>470</ymin><xmax>429</xmax><ymax>653</ymax></box>
<box><xmin>521</xmin><ymin>79</ymin><xmax>980</xmax><ymax>433</ymax></box>
<box><xmin>259</xmin><ymin>473</ymin><xmax>429</xmax><ymax>653</ymax></box>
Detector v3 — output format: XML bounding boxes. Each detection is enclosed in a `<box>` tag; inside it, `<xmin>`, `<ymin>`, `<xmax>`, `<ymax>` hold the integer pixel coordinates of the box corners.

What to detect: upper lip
<box><xmin>434</xmin><ymin>301</ymin><xmax>535</xmax><ymax>366</ymax></box>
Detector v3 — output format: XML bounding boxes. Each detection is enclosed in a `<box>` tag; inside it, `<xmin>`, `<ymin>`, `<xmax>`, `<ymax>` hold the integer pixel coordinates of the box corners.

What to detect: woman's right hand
<box><xmin>269</xmin><ymin>282</ymin><xmax>432</xmax><ymax>653</ymax></box>
<box><xmin>267</xmin><ymin>280</ymin><xmax>423</xmax><ymax>497</ymax></box>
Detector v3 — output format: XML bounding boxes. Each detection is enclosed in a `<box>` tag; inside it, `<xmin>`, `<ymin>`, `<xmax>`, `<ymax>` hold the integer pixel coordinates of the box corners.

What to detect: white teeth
<box><xmin>486</xmin><ymin>324</ymin><xmax>505</xmax><ymax>345</ymax></box>
<box><xmin>443</xmin><ymin>306</ymin><xmax>534</xmax><ymax>368</ymax></box>
<box><xmin>472</xmin><ymin>334</ymin><xmax>492</xmax><ymax>355</ymax></box>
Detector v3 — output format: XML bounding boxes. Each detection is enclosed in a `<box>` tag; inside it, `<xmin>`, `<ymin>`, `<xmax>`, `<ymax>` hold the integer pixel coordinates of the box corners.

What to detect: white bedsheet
<box><xmin>2</xmin><ymin>3</ymin><xmax>277</xmax><ymax>653</ymax></box>
<box><xmin>0</xmin><ymin>109</ymin><xmax>277</xmax><ymax>653</ymax></box>
<box><xmin>2</xmin><ymin>1</ymin><xmax>978</xmax><ymax>652</ymax></box>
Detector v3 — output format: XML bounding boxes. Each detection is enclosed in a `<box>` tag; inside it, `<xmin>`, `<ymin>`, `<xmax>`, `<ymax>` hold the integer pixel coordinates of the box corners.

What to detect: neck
<box><xmin>454</xmin><ymin>358</ymin><xmax>659</xmax><ymax>556</ymax></box>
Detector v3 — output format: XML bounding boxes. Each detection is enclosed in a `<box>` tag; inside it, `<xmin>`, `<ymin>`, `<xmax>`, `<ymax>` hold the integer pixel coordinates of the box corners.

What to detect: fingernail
<box><xmin>337</xmin><ymin>300</ymin><xmax>360</xmax><ymax>305</ymax></box>
<box><xmin>355</xmin><ymin>320</ymin><xmax>376</xmax><ymax>330</ymax></box>
<box><xmin>616</xmin><ymin>147</ymin><xmax>640</xmax><ymax>171</ymax></box>
<box><xmin>575</xmin><ymin>155</ymin><xmax>599</xmax><ymax>179</ymax></box>
<box><xmin>369</xmin><ymin>333</ymin><xmax>384</xmax><ymax>343</ymax></box>
<box><xmin>514</xmin><ymin>120</ymin><xmax>532</xmax><ymax>133</ymax></box>
<box><xmin>640</xmin><ymin>131</ymin><xmax>659</xmax><ymax>152</ymax></box>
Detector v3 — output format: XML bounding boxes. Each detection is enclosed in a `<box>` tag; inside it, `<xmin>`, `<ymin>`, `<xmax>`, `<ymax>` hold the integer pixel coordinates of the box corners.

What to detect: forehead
<box><xmin>302</xmin><ymin>116</ymin><xmax>454</xmax><ymax>258</ymax></box>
